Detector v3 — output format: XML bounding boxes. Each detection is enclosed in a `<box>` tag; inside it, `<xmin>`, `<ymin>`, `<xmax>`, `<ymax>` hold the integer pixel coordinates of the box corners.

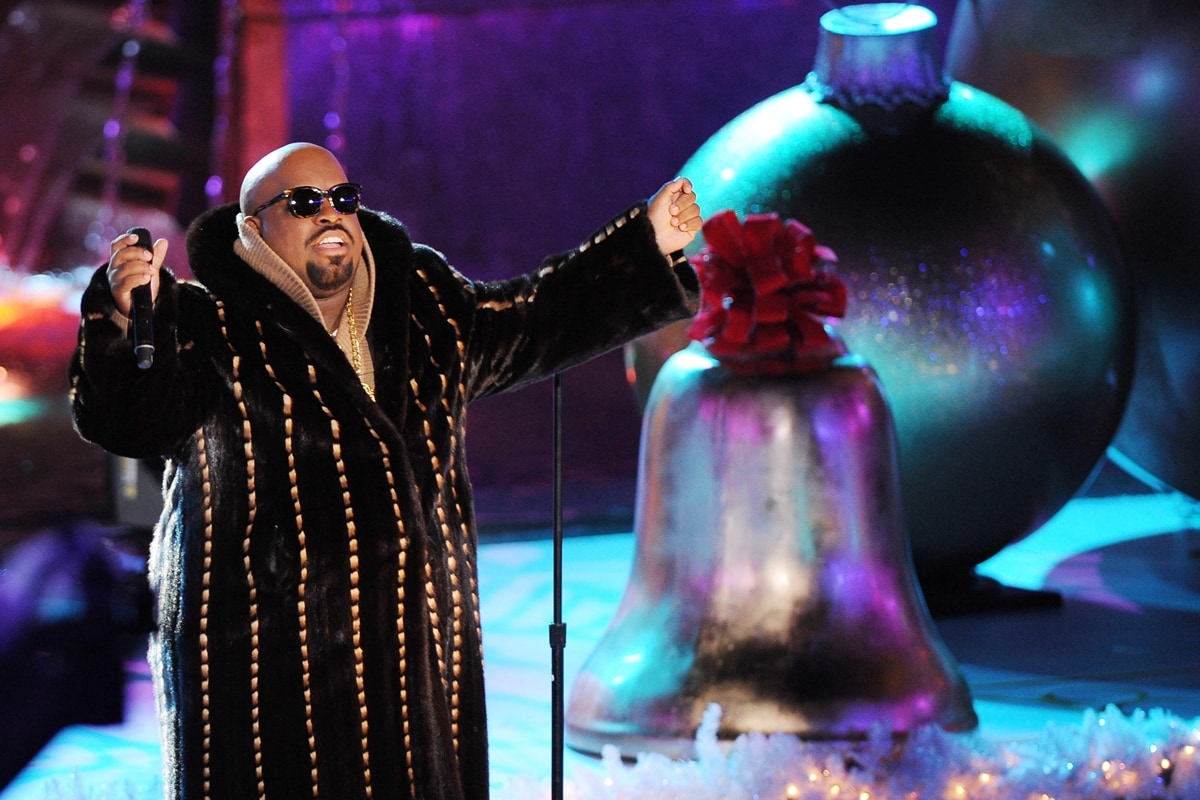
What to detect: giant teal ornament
<box><xmin>946</xmin><ymin>0</ymin><xmax>1200</xmax><ymax>500</ymax></box>
<box><xmin>629</xmin><ymin>3</ymin><xmax>1135</xmax><ymax>587</ymax></box>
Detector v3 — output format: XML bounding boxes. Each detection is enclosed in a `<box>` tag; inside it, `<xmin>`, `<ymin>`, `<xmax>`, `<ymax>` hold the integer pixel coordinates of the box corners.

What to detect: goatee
<box><xmin>307</xmin><ymin>256</ymin><xmax>354</xmax><ymax>292</ymax></box>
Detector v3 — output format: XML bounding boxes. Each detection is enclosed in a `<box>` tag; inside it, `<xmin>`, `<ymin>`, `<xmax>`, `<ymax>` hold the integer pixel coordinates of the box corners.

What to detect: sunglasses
<box><xmin>251</xmin><ymin>182</ymin><xmax>363</xmax><ymax>218</ymax></box>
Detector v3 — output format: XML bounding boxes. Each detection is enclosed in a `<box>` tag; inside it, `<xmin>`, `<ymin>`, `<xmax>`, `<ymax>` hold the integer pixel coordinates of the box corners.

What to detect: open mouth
<box><xmin>313</xmin><ymin>230</ymin><xmax>350</xmax><ymax>252</ymax></box>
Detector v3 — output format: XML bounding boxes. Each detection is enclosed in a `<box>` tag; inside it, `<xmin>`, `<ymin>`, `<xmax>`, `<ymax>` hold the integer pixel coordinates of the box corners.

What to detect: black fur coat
<box><xmin>69</xmin><ymin>202</ymin><xmax>698</xmax><ymax>799</ymax></box>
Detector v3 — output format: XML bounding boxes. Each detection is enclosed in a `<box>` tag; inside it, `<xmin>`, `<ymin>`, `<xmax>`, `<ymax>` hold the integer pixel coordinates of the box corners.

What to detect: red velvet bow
<box><xmin>686</xmin><ymin>209</ymin><xmax>848</xmax><ymax>375</ymax></box>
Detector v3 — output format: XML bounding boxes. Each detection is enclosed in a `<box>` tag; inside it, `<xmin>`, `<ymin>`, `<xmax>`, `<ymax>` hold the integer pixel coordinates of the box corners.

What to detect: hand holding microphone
<box><xmin>107</xmin><ymin>227</ymin><xmax>166</xmax><ymax>370</ymax></box>
<box><xmin>128</xmin><ymin>227</ymin><xmax>155</xmax><ymax>369</ymax></box>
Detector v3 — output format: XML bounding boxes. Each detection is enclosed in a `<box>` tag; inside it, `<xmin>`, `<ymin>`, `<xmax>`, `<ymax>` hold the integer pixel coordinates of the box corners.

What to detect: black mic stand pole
<box><xmin>549</xmin><ymin>371</ymin><xmax>567</xmax><ymax>800</ymax></box>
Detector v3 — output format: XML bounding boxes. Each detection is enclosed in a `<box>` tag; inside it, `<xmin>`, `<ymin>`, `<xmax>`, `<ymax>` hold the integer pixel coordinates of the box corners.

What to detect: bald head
<box><xmin>240</xmin><ymin>142</ymin><xmax>346</xmax><ymax>216</ymax></box>
<box><xmin>238</xmin><ymin>141</ymin><xmax>365</xmax><ymax>302</ymax></box>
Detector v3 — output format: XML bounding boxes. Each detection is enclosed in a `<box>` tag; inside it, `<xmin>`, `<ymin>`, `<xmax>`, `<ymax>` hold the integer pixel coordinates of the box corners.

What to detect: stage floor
<box><xmin>3</xmin><ymin>490</ymin><xmax>1200</xmax><ymax>799</ymax></box>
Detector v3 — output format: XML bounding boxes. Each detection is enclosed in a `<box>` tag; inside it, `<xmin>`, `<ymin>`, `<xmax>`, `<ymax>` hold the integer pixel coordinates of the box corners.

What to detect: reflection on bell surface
<box><xmin>565</xmin><ymin>343</ymin><xmax>977</xmax><ymax>760</ymax></box>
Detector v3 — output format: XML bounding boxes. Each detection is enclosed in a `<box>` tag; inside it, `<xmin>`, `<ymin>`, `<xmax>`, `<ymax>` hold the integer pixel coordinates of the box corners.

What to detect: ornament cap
<box><xmin>805</xmin><ymin>3</ymin><xmax>949</xmax><ymax>124</ymax></box>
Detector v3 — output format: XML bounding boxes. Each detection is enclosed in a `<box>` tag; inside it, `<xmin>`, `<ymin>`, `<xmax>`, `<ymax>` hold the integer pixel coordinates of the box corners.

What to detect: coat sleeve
<box><xmin>441</xmin><ymin>202</ymin><xmax>699</xmax><ymax>402</ymax></box>
<box><xmin>68</xmin><ymin>265</ymin><xmax>217</xmax><ymax>459</ymax></box>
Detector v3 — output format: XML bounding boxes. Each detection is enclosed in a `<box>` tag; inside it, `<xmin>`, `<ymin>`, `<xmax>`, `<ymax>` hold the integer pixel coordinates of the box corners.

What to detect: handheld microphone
<box><xmin>127</xmin><ymin>227</ymin><xmax>155</xmax><ymax>370</ymax></box>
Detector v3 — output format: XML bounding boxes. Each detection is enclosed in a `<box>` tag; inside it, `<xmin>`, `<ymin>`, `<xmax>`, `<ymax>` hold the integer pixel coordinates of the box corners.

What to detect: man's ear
<box><xmin>244</xmin><ymin>214</ymin><xmax>261</xmax><ymax>234</ymax></box>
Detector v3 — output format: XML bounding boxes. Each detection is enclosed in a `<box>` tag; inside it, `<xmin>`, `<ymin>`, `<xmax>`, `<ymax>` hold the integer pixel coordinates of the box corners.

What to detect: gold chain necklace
<box><xmin>344</xmin><ymin>286</ymin><xmax>375</xmax><ymax>401</ymax></box>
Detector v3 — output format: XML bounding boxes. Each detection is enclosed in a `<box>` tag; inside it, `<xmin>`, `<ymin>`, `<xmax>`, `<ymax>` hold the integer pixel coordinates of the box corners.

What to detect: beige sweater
<box><xmin>234</xmin><ymin>213</ymin><xmax>376</xmax><ymax>398</ymax></box>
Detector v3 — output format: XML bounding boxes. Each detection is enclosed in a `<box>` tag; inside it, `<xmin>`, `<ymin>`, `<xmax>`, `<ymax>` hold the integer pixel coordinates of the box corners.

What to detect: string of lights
<box><xmin>500</xmin><ymin>704</ymin><xmax>1200</xmax><ymax>800</ymax></box>
<box><xmin>325</xmin><ymin>0</ymin><xmax>352</xmax><ymax>156</ymax></box>
<box><xmin>86</xmin><ymin>0</ymin><xmax>149</xmax><ymax>258</ymax></box>
<box><xmin>206</xmin><ymin>0</ymin><xmax>242</xmax><ymax>209</ymax></box>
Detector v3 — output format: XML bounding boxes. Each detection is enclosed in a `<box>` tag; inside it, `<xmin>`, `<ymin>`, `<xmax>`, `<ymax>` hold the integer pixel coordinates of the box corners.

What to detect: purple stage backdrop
<box><xmin>270</xmin><ymin>0</ymin><xmax>957</xmax><ymax>531</ymax></box>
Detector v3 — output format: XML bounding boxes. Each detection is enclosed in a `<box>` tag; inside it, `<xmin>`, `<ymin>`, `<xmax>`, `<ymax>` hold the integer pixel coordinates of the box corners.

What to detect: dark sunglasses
<box><xmin>251</xmin><ymin>182</ymin><xmax>363</xmax><ymax>218</ymax></box>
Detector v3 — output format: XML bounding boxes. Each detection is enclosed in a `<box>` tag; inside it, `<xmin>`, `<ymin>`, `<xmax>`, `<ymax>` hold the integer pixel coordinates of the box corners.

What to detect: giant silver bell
<box><xmin>566</xmin><ymin>343</ymin><xmax>977</xmax><ymax>759</ymax></box>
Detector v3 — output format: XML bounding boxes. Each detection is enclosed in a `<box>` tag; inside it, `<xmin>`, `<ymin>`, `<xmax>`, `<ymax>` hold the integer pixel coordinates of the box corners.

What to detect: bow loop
<box><xmin>686</xmin><ymin>210</ymin><xmax>848</xmax><ymax>375</ymax></box>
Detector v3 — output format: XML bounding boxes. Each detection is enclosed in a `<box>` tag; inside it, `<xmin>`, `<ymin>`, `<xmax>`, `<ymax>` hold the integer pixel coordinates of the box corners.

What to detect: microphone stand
<box><xmin>549</xmin><ymin>372</ymin><xmax>567</xmax><ymax>800</ymax></box>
